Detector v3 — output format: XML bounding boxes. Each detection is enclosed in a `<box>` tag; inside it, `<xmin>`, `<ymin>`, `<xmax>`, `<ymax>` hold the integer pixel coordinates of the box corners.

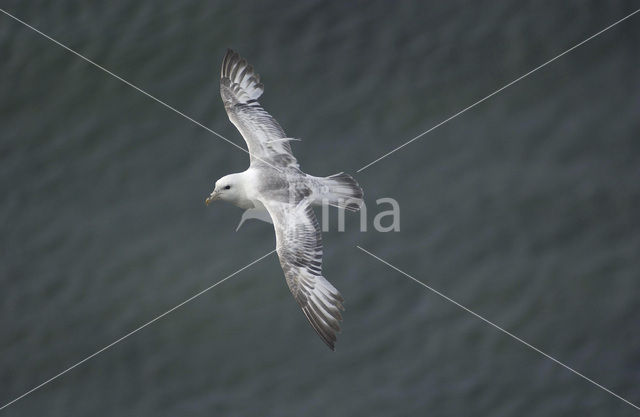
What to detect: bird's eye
<box><xmin>224</xmin><ymin>185</ymin><xmax>231</xmax><ymax>190</ymax></box>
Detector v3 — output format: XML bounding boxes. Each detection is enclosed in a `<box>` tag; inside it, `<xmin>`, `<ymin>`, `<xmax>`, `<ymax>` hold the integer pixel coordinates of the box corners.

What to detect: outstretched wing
<box><xmin>259</xmin><ymin>197</ymin><xmax>345</xmax><ymax>350</ymax></box>
<box><xmin>220</xmin><ymin>49</ymin><xmax>298</xmax><ymax>169</ymax></box>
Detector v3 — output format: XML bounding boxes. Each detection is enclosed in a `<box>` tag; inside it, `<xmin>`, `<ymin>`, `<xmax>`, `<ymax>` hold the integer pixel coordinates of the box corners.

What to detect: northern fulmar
<box><xmin>206</xmin><ymin>49</ymin><xmax>363</xmax><ymax>350</ymax></box>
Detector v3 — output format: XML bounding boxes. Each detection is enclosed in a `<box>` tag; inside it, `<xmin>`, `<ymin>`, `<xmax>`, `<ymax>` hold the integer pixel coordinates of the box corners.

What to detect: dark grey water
<box><xmin>1</xmin><ymin>1</ymin><xmax>639</xmax><ymax>415</ymax></box>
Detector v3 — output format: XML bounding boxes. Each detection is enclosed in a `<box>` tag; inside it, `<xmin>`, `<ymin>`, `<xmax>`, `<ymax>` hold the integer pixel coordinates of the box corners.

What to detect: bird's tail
<box><xmin>318</xmin><ymin>172</ymin><xmax>364</xmax><ymax>212</ymax></box>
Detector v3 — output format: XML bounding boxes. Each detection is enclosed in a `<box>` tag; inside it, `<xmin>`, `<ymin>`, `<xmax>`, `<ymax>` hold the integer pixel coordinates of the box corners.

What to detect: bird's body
<box><xmin>217</xmin><ymin>166</ymin><xmax>357</xmax><ymax>210</ymax></box>
<box><xmin>207</xmin><ymin>50</ymin><xmax>363</xmax><ymax>350</ymax></box>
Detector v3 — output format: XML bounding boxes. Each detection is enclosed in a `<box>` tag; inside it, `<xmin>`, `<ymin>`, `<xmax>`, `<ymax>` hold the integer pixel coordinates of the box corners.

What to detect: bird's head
<box><xmin>206</xmin><ymin>173</ymin><xmax>243</xmax><ymax>206</ymax></box>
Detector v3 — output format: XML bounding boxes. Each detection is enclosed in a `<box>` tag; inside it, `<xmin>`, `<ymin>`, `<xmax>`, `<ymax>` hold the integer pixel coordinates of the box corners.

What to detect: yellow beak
<box><xmin>205</xmin><ymin>191</ymin><xmax>220</xmax><ymax>206</ymax></box>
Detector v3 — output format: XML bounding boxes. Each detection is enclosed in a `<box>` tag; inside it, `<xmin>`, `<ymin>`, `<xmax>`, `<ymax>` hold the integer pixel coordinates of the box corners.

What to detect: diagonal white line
<box><xmin>357</xmin><ymin>9</ymin><xmax>640</xmax><ymax>172</ymax></box>
<box><xmin>356</xmin><ymin>245</ymin><xmax>640</xmax><ymax>411</ymax></box>
<box><xmin>0</xmin><ymin>8</ymin><xmax>282</xmax><ymax>172</ymax></box>
<box><xmin>0</xmin><ymin>249</ymin><xmax>277</xmax><ymax>411</ymax></box>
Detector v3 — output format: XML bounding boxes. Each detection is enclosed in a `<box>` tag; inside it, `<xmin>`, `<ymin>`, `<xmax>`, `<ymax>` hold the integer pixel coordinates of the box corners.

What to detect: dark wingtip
<box><xmin>224</xmin><ymin>48</ymin><xmax>237</xmax><ymax>61</ymax></box>
<box><xmin>221</xmin><ymin>49</ymin><xmax>239</xmax><ymax>79</ymax></box>
<box><xmin>301</xmin><ymin>305</ymin><xmax>339</xmax><ymax>351</ymax></box>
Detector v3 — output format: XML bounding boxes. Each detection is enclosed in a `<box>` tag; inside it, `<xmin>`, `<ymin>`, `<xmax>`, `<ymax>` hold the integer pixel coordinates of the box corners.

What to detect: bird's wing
<box><xmin>220</xmin><ymin>49</ymin><xmax>299</xmax><ymax>169</ymax></box>
<box><xmin>259</xmin><ymin>197</ymin><xmax>345</xmax><ymax>350</ymax></box>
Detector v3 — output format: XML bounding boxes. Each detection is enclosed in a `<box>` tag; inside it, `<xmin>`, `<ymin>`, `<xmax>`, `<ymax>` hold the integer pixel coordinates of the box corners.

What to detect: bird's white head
<box><xmin>206</xmin><ymin>173</ymin><xmax>247</xmax><ymax>207</ymax></box>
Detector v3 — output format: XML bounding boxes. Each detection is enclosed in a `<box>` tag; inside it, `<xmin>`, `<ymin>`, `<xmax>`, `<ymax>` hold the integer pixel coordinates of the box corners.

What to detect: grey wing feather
<box><xmin>260</xmin><ymin>198</ymin><xmax>345</xmax><ymax>350</ymax></box>
<box><xmin>220</xmin><ymin>49</ymin><xmax>298</xmax><ymax>168</ymax></box>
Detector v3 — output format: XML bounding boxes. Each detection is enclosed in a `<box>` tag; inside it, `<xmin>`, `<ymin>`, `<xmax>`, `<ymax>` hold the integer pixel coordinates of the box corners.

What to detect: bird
<box><xmin>206</xmin><ymin>49</ymin><xmax>363</xmax><ymax>350</ymax></box>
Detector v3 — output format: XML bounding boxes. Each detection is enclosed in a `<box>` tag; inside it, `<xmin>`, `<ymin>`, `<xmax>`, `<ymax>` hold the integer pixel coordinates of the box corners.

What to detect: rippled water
<box><xmin>1</xmin><ymin>1</ymin><xmax>639</xmax><ymax>415</ymax></box>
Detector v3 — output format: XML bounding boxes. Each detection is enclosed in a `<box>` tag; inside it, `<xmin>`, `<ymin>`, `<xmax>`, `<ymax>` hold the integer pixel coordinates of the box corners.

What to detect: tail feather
<box><xmin>319</xmin><ymin>173</ymin><xmax>364</xmax><ymax>212</ymax></box>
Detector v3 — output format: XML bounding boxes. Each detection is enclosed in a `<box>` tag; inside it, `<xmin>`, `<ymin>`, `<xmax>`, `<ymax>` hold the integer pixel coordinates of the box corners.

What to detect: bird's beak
<box><xmin>205</xmin><ymin>191</ymin><xmax>220</xmax><ymax>206</ymax></box>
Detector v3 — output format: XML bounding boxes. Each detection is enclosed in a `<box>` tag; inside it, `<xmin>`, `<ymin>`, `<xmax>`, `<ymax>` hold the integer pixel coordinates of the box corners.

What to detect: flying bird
<box><xmin>206</xmin><ymin>49</ymin><xmax>363</xmax><ymax>350</ymax></box>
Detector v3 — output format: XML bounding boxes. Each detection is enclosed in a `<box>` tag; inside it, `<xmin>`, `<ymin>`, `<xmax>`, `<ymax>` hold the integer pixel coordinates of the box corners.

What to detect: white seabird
<box><xmin>206</xmin><ymin>49</ymin><xmax>364</xmax><ymax>350</ymax></box>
